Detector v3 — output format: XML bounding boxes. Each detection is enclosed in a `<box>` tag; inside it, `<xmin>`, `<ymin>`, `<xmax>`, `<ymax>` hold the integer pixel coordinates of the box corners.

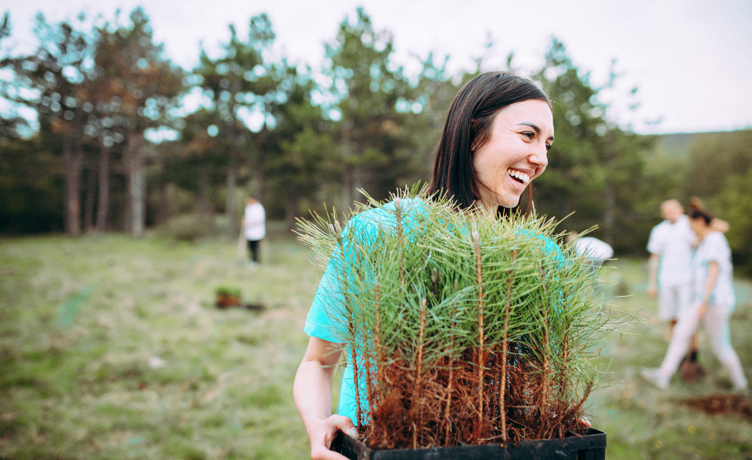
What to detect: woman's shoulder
<box><xmin>699</xmin><ymin>232</ymin><xmax>731</xmax><ymax>258</ymax></box>
<box><xmin>705</xmin><ymin>231</ymin><xmax>728</xmax><ymax>245</ymax></box>
<box><xmin>513</xmin><ymin>227</ymin><xmax>563</xmax><ymax>257</ymax></box>
<box><xmin>351</xmin><ymin>197</ymin><xmax>424</xmax><ymax>223</ymax></box>
<box><xmin>345</xmin><ymin>197</ymin><xmax>426</xmax><ymax>237</ymax></box>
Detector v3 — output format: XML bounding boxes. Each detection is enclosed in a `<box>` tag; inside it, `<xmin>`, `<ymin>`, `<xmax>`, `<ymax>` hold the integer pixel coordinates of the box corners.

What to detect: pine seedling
<box><xmin>296</xmin><ymin>187</ymin><xmax>613</xmax><ymax>448</ymax></box>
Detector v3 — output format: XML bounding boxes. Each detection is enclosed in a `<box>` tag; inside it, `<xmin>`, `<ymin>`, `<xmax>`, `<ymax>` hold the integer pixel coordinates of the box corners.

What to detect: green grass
<box><xmin>1</xmin><ymin>232</ymin><xmax>750</xmax><ymax>459</ymax></box>
<box><xmin>0</xmin><ymin>229</ymin><xmax>320</xmax><ymax>459</ymax></box>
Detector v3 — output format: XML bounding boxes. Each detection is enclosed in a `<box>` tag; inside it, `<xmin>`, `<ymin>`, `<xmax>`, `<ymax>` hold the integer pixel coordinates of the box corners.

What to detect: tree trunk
<box><xmin>95</xmin><ymin>143</ymin><xmax>110</xmax><ymax>233</ymax></box>
<box><xmin>63</xmin><ymin>135</ymin><xmax>82</xmax><ymax>236</ymax></box>
<box><xmin>125</xmin><ymin>134</ymin><xmax>147</xmax><ymax>237</ymax></box>
<box><xmin>285</xmin><ymin>184</ymin><xmax>299</xmax><ymax>230</ymax></box>
<box><xmin>341</xmin><ymin>127</ymin><xmax>354</xmax><ymax>212</ymax></box>
<box><xmin>226</xmin><ymin>145</ymin><xmax>237</xmax><ymax>237</ymax></box>
<box><xmin>342</xmin><ymin>164</ymin><xmax>353</xmax><ymax>213</ymax></box>
<box><xmin>130</xmin><ymin>159</ymin><xmax>146</xmax><ymax>237</ymax></box>
<box><xmin>83</xmin><ymin>157</ymin><xmax>97</xmax><ymax>233</ymax></box>
<box><xmin>254</xmin><ymin>134</ymin><xmax>266</xmax><ymax>202</ymax></box>
<box><xmin>124</xmin><ymin>179</ymin><xmax>132</xmax><ymax>233</ymax></box>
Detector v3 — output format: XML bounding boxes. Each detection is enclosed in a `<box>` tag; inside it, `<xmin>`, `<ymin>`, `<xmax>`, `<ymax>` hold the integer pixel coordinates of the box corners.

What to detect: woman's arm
<box><xmin>698</xmin><ymin>261</ymin><xmax>719</xmax><ymax>317</ymax></box>
<box><xmin>647</xmin><ymin>253</ymin><xmax>660</xmax><ymax>298</ymax></box>
<box><xmin>710</xmin><ymin>218</ymin><xmax>729</xmax><ymax>233</ymax></box>
<box><xmin>294</xmin><ymin>336</ymin><xmax>355</xmax><ymax>460</ymax></box>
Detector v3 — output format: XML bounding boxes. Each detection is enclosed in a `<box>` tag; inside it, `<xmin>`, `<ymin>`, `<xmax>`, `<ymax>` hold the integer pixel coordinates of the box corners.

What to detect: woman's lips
<box><xmin>507</xmin><ymin>169</ymin><xmax>530</xmax><ymax>191</ymax></box>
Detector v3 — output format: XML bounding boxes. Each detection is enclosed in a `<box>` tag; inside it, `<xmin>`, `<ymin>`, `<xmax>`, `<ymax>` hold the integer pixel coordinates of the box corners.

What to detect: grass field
<box><xmin>1</xmin><ymin>228</ymin><xmax>751</xmax><ymax>459</ymax></box>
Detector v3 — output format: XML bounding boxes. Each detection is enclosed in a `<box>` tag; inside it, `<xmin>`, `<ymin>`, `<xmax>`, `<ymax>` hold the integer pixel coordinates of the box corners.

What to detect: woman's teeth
<box><xmin>508</xmin><ymin>170</ymin><xmax>530</xmax><ymax>185</ymax></box>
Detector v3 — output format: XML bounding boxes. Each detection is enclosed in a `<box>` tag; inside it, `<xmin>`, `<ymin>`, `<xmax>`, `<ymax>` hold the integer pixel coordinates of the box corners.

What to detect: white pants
<box><xmin>658</xmin><ymin>284</ymin><xmax>692</xmax><ymax>321</ymax></box>
<box><xmin>659</xmin><ymin>302</ymin><xmax>747</xmax><ymax>389</ymax></box>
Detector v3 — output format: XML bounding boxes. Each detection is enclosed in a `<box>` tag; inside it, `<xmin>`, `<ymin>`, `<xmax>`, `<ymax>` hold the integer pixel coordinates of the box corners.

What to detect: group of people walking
<box><xmin>641</xmin><ymin>199</ymin><xmax>748</xmax><ymax>394</ymax></box>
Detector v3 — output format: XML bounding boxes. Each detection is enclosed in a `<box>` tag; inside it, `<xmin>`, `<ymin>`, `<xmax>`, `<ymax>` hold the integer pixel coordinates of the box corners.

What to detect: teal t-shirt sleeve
<box><xmin>303</xmin><ymin>207</ymin><xmax>386</xmax><ymax>344</ymax></box>
<box><xmin>302</xmin><ymin>198</ymin><xmax>426</xmax><ymax>344</ymax></box>
<box><xmin>304</xmin><ymin>256</ymin><xmax>346</xmax><ymax>343</ymax></box>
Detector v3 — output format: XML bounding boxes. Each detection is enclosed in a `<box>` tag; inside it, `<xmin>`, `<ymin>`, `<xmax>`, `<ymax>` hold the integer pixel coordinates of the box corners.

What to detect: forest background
<box><xmin>1</xmin><ymin>7</ymin><xmax>752</xmax><ymax>275</ymax></box>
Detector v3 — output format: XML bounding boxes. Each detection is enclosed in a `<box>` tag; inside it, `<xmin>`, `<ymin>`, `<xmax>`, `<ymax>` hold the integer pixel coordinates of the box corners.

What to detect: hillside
<box><xmin>651</xmin><ymin>130</ymin><xmax>752</xmax><ymax>160</ymax></box>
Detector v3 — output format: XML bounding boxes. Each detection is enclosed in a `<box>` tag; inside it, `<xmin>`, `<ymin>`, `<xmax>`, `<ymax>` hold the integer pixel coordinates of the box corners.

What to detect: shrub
<box><xmin>158</xmin><ymin>214</ymin><xmax>216</xmax><ymax>242</ymax></box>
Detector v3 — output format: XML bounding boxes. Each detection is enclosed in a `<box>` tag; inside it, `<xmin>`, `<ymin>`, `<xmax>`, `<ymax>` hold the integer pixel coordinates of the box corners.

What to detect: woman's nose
<box><xmin>529</xmin><ymin>144</ymin><xmax>549</xmax><ymax>169</ymax></box>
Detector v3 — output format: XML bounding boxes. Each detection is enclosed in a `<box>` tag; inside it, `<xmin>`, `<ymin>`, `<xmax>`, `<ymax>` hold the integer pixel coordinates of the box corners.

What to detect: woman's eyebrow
<box><xmin>518</xmin><ymin>122</ymin><xmax>554</xmax><ymax>142</ymax></box>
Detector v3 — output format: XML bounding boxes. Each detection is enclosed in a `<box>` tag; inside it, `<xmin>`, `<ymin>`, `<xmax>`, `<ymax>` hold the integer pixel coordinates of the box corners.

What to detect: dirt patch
<box><xmin>680</xmin><ymin>394</ymin><xmax>752</xmax><ymax>422</ymax></box>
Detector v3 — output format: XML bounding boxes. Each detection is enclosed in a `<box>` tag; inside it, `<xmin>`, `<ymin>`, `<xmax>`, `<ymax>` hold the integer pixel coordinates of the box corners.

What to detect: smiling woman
<box><xmin>293</xmin><ymin>72</ymin><xmax>566</xmax><ymax>460</ymax></box>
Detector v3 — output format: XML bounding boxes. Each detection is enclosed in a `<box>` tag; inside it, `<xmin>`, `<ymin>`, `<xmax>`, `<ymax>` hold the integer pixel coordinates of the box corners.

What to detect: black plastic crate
<box><xmin>331</xmin><ymin>427</ymin><xmax>606</xmax><ymax>460</ymax></box>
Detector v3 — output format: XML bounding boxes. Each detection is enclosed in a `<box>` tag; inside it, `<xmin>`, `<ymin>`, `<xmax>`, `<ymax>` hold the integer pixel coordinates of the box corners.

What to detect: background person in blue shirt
<box><xmin>293</xmin><ymin>72</ymin><xmax>555</xmax><ymax>460</ymax></box>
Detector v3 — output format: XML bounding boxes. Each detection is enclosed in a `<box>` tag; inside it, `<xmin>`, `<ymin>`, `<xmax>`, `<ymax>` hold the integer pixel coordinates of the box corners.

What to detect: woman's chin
<box><xmin>499</xmin><ymin>195</ymin><xmax>521</xmax><ymax>209</ymax></box>
<box><xmin>479</xmin><ymin>190</ymin><xmax>521</xmax><ymax>209</ymax></box>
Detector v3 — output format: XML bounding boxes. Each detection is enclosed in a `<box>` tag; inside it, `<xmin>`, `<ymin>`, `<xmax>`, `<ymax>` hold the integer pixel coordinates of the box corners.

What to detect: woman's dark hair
<box><xmin>689</xmin><ymin>197</ymin><xmax>714</xmax><ymax>225</ymax></box>
<box><xmin>428</xmin><ymin>71</ymin><xmax>550</xmax><ymax>211</ymax></box>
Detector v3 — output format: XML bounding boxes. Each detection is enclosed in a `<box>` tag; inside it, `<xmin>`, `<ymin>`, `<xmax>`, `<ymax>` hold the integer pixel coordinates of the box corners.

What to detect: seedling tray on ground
<box><xmin>332</xmin><ymin>427</ymin><xmax>606</xmax><ymax>460</ymax></box>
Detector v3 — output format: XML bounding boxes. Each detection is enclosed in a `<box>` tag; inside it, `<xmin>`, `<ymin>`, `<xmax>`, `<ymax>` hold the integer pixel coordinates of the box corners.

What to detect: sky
<box><xmin>2</xmin><ymin>0</ymin><xmax>751</xmax><ymax>135</ymax></box>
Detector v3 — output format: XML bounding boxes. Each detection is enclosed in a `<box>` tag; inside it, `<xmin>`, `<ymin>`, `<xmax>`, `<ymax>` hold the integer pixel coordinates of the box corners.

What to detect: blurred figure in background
<box><xmin>646</xmin><ymin>199</ymin><xmax>700</xmax><ymax>375</ymax></box>
<box><xmin>646</xmin><ymin>198</ymin><xmax>729</xmax><ymax>380</ymax></box>
<box><xmin>243</xmin><ymin>196</ymin><xmax>266</xmax><ymax>267</ymax></box>
<box><xmin>641</xmin><ymin>203</ymin><xmax>747</xmax><ymax>394</ymax></box>
<box><xmin>566</xmin><ymin>232</ymin><xmax>613</xmax><ymax>264</ymax></box>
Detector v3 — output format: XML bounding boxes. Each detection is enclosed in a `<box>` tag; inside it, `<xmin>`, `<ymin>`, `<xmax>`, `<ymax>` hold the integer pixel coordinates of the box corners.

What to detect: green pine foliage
<box><xmin>297</xmin><ymin>187</ymin><xmax>615</xmax><ymax>448</ymax></box>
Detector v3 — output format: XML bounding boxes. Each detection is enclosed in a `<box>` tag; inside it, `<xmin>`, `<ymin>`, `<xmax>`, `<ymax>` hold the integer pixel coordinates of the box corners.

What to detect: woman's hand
<box><xmin>699</xmin><ymin>262</ymin><xmax>719</xmax><ymax>320</ymax></box>
<box><xmin>309</xmin><ymin>415</ymin><xmax>357</xmax><ymax>460</ymax></box>
<box><xmin>294</xmin><ymin>337</ymin><xmax>348</xmax><ymax>460</ymax></box>
<box><xmin>697</xmin><ymin>301</ymin><xmax>708</xmax><ymax>319</ymax></box>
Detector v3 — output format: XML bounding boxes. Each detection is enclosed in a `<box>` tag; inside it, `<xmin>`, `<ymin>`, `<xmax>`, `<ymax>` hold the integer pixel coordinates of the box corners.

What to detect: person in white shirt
<box><xmin>243</xmin><ymin>197</ymin><xmax>266</xmax><ymax>265</ymax></box>
<box><xmin>641</xmin><ymin>206</ymin><xmax>748</xmax><ymax>394</ymax></box>
<box><xmin>647</xmin><ymin>199</ymin><xmax>695</xmax><ymax>334</ymax></box>
<box><xmin>566</xmin><ymin>233</ymin><xmax>614</xmax><ymax>262</ymax></box>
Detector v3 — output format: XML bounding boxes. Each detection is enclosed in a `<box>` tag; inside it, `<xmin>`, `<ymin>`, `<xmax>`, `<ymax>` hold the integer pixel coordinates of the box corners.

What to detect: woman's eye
<box><xmin>522</xmin><ymin>131</ymin><xmax>534</xmax><ymax>139</ymax></box>
<box><xmin>545</xmin><ymin>144</ymin><xmax>552</xmax><ymax>151</ymax></box>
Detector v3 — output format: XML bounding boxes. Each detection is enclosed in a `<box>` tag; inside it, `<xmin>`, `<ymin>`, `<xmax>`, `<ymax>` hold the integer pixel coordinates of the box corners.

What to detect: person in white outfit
<box><xmin>243</xmin><ymin>197</ymin><xmax>266</xmax><ymax>265</ymax></box>
<box><xmin>641</xmin><ymin>206</ymin><xmax>748</xmax><ymax>394</ymax></box>
<box><xmin>647</xmin><ymin>199</ymin><xmax>695</xmax><ymax>336</ymax></box>
<box><xmin>566</xmin><ymin>233</ymin><xmax>614</xmax><ymax>262</ymax></box>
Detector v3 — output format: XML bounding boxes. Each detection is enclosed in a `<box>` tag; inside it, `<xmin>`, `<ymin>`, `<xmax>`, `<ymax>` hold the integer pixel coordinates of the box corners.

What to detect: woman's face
<box><xmin>689</xmin><ymin>217</ymin><xmax>707</xmax><ymax>235</ymax></box>
<box><xmin>472</xmin><ymin>99</ymin><xmax>554</xmax><ymax>209</ymax></box>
